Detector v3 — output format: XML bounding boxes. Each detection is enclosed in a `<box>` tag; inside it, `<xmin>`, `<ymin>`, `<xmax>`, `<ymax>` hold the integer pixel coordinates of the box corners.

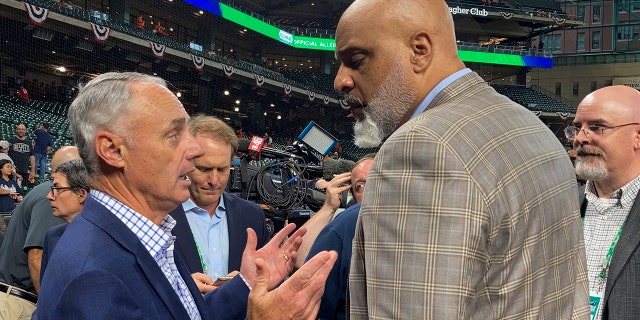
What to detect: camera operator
<box><xmin>296</xmin><ymin>154</ymin><xmax>375</xmax><ymax>269</ymax></box>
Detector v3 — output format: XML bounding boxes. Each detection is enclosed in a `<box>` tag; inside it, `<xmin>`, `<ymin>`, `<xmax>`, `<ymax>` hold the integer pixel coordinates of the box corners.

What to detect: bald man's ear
<box><xmin>410</xmin><ymin>31</ymin><xmax>432</xmax><ymax>73</ymax></box>
<box><xmin>94</xmin><ymin>131</ymin><xmax>126</xmax><ymax>169</ymax></box>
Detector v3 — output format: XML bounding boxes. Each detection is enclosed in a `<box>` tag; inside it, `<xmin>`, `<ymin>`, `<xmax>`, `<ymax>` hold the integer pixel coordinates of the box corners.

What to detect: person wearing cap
<box><xmin>33</xmin><ymin>123</ymin><xmax>53</xmax><ymax>178</ymax></box>
<box><xmin>0</xmin><ymin>141</ymin><xmax>17</xmax><ymax>176</ymax></box>
<box><xmin>0</xmin><ymin>159</ymin><xmax>22</xmax><ymax>213</ymax></box>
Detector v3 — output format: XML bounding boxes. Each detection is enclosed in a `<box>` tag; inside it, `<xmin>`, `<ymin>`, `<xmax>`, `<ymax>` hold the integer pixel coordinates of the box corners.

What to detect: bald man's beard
<box><xmin>574</xmin><ymin>147</ymin><xmax>607</xmax><ymax>181</ymax></box>
<box><xmin>353</xmin><ymin>61</ymin><xmax>416</xmax><ymax>148</ymax></box>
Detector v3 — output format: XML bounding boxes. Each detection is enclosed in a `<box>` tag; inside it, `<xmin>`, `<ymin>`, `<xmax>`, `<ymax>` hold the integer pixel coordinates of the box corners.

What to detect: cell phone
<box><xmin>213</xmin><ymin>275</ymin><xmax>234</xmax><ymax>286</ymax></box>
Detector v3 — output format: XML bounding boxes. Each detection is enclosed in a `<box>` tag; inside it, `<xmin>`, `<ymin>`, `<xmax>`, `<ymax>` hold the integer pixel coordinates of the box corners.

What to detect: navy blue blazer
<box><xmin>36</xmin><ymin>196</ymin><xmax>249</xmax><ymax>320</ymax></box>
<box><xmin>171</xmin><ymin>192</ymin><xmax>270</xmax><ymax>274</ymax></box>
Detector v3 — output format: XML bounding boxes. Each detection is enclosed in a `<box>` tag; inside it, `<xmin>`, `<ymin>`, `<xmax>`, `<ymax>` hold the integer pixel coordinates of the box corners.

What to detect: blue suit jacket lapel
<box><xmin>224</xmin><ymin>193</ymin><xmax>244</xmax><ymax>271</ymax></box>
<box><xmin>82</xmin><ymin>197</ymin><xmax>205</xmax><ymax>320</ymax></box>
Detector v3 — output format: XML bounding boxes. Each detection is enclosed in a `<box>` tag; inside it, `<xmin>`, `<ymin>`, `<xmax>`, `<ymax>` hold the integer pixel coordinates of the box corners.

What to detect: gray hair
<box><xmin>52</xmin><ymin>159</ymin><xmax>90</xmax><ymax>192</ymax></box>
<box><xmin>68</xmin><ymin>72</ymin><xmax>166</xmax><ymax>178</ymax></box>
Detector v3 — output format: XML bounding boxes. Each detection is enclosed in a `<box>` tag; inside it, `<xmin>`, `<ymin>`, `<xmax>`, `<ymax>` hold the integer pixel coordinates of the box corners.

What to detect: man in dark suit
<box><xmin>171</xmin><ymin>115</ymin><xmax>269</xmax><ymax>292</ymax></box>
<box><xmin>35</xmin><ymin>72</ymin><xmax>337</xmax><ymax>319</ymax></box>
<box><xmin>570</xmin><ymin>85</ymin><xmax>640</xmax><ymax>320</ymax></box>
<box><xmin>333</xmin><ymin>0</ymin><xmax>589</xmax><ymax>318</ymax></box>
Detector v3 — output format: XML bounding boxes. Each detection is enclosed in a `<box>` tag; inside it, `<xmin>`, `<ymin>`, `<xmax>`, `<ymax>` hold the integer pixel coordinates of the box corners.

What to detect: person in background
<box><xmin>296</xmin><ymin>154</ymin><xmax>372</xmax><ymax>269</ymax></box>
<box><xmin>35</xmin><ymin>72</ymin><xmax>336</xmax><ymax>319</ymax></box>
<box><xmin>39</xmin><ymin>159</ymin><xmax>90</xmax><ymax>281</ymax></box>
<box><xmin>0</xmin><ymin>159</ymin><xmax>22</xmax><ymax>213</ymax></box>
<box><xmin>33</xmin><ymin>122</ymin><xmax>53</xmax><ymax>178</ymax></box>
<box><xmin>136</xmin><ymin>15</ymin><xmax>145</xmax><ymax>29</ymax></box>
<box><xmin>16</xmin><ymin>85</ymin><xmax>30</xmax><ymax>105</ymax></box>
<box><xmin>170</xmin><ymin>115</ymin><xmax>269</xmax><ymax>293</ymax></box>
<box><xmin>7</xmin><ymin>124</ymin><xmax>35</xmax><ymax>186</ymax></box>
<box><xmin>0</xmin><ymin>146</ymin><xmax>80</xmax><ymax>320</ymax></box>
<box><xmin>333</xmin><ymin>0</ymin><xmax>589</xmax><ymax>318</ymax></box>
<box><xmin>569</xmin><ymin>85</ymin><xmax>640</xmax><ymax>319</ymax></box>
<box><xmin>302</xmin><ymin>153</ymin><xmax>375</xmax><ymax>320</ymax></box>
<box><xmin>0</xmin><ymin>140</ymin><xmax>17</xmax><ymax>176</ymax></box>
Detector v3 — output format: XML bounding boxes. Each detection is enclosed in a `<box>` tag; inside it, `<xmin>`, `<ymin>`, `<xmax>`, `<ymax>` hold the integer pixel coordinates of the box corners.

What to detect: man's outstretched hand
<box><xmin>240</xmin><ymin>223</ymin><xmax>306</xmax><ymax>289</ymax></box>
<box><xmin>247</xmin><ymin>250</ymin><xmax>338</xmax><ymax>320</ymax></box>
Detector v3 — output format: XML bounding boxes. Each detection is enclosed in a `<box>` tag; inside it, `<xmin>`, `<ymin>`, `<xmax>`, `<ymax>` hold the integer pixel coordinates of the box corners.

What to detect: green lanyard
<box><xmin>192</xmin><ymin>234</ymin><xmax>208</xmax><ymax>275</ymax></box>
<box><xmin>598</xmin><ymin>224</ymin><xmax>625</xmax><ymax>281</ymax></box>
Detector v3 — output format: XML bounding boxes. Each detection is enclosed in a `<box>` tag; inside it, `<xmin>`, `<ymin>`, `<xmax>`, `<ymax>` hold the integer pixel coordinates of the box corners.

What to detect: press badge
<box><xmin>589</xmin><ymin>291</ymin><xmax>602</xmax><ymax>320</ymax></box>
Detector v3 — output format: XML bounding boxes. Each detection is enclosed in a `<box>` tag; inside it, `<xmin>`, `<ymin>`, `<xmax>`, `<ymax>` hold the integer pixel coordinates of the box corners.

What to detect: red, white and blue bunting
<box><xmin>90</xmin><ymin>23</ymin><xmax>110</xmax><ymax>43</ymax></box>
<box><xmin>283</xmin><ymin>83</ymin><xmax>292</xmax><ymax>97</ymax></box>
<box><xmin>557</xmin><ymin>112</ymin><xmax>570</xmax><ymax>120</ymax></box>
<box><xmin>254</xmin><ymin>74</ymin><xmax>264</xmax><ymax>88</ymax></box>
<box><xmin>191</xmin><ymin>54</ymin><xmax>204</xmax><ymax>72</ymax></box>
<box><xmin>339</xmin><ymin>99</ymin><xmax>351</xmax><ymax>110</ymax></box>
<box><xmin>553</xmin><ymin>17</ymin><xmax>566</xmax><ymax>25</ymax></box>
<box><xmin>24</xmin><ymin>3</ymin><xmax>49</xmax><ymax>26</ymax></box>
<box><xmin>499</xmin><ymin>12</ymin><xmax>513</xmax><ymax>20</ymax></box>
<box><xmin>322</xmin><ymin>95</ymin><xmax>330</xmax><ymax>105</ymax></box>
<box><xmin>307</xmin><ymin>91</ymin><xmax>316</xmax><ymax>102</ymax></box>
<box><xmin>532</xmin><ymin>111</ymin><xmax>542</xmax><ymax>117</ymax></box>
<box><xmin>222</xmin><ymin>64</ymin><xmax>234</xmax><ymax>78</ymax></box>
<box><xmin>149</xmin><ymin>42</ymin><xmax>166</xmax><ymax>59</ymax></box>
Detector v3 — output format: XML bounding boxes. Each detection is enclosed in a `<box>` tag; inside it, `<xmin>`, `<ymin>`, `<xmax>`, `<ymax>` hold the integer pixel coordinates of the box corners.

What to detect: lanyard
<box><xmin>598</xmin><ymin>223</ymin><xmax>625</xmax><ymax>281</ymax></box>
<box><xmin>192</xmin><ymin>233</ymin><xmax>208</xmax><ymax>275</ymax></box>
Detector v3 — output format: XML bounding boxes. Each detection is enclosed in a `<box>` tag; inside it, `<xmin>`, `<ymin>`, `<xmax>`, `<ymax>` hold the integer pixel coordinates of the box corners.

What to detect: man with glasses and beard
<box><xmin>333</xmin><ymin>0</ymin><xmax>589</xmax><ymax>318</ymax></box>
<box><xmin>568</xmin><ymin>85</ymin><xmax>640</xmax><ymax>320</ymax></box>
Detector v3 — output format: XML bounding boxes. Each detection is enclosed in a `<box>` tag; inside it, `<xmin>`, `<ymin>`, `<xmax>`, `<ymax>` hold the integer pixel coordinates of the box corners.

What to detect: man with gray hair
<box><xmin>36</xmin><ymin>72</ymin><xmax>336</xmax><ymax>320</ymax></box>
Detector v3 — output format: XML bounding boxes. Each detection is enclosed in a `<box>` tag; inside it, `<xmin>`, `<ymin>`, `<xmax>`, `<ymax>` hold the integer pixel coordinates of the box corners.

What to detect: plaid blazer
<box><xmin>348</xmin><ymin>72</ymin><xmax>590</xmax><ymax>319</ymax></box>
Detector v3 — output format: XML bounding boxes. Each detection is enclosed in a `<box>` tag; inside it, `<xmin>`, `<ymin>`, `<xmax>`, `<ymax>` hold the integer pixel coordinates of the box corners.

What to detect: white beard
<box><xmin>352</xmin><ymin>60</ymin><xmax>415</xmax><ymax>149</ymax></box>
<box><xmin>353</xmin><ymin>112</ymin><xmax>385</xmax><ymax>148</ymax></box>
<box><xmin>575</xmin><ymin>156</ymin><xmax>607</xmax><ymax>181</ymax></box>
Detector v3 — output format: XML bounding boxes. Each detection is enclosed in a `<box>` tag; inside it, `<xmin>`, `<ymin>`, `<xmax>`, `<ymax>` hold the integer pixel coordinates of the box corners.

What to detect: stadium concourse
<box><xmin>0</xmin><ymin>0</ymin><xmax>578</xmax><ymax>164</ymax></box>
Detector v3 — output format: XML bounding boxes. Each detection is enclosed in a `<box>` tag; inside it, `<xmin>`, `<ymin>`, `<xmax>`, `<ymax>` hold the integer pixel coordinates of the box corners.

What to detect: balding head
<box><xmin>578</xmin><ymin>85</ymin><xmax>640</xmax><ymax>123</ymax></box>
<box><xmin>339</xmin><ymin>0</ymin><xmax>460</xmax><ymax>66</ymax></box>
<box><xmin>334</xmin><ymin>0</ymin><xmax>465</xmax><ymax>148</ymax></box>
<box><xmin>51</xmin><ymin>146</ymin><xmax>81</xmax><ymax>171</ymax></box>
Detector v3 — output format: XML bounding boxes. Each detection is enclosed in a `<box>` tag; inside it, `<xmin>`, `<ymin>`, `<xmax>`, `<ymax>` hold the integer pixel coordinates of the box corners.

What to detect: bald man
<box><xmin>0</xmin><ymin>146</ymin><xmax>80</xmax><ymax>319</ymax></box>
<box><xmin>333</xmin><ymin>0</ymin><xmax>589</xmax><ymax>318</ymax></box>
<box><xmin>570</xmin><ymin>86</ymin><xmax>640</xmax><ymax>320</ymax></box>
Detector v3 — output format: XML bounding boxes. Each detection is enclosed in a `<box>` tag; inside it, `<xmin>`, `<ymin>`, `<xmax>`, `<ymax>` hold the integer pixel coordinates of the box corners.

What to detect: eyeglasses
<box><xmin>50</xmin><ymin>186</ymin><xmax>75</xmax><ymax>197</ymax></box>
<box><xmin>564</xmin><ymin>122</ymin><xmax>640</xmax><ymax>140</ymax></box>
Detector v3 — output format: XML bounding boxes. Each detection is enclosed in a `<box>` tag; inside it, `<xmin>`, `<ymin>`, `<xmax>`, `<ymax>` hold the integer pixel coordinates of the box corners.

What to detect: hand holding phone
<box><xmin>213</xmin><ymin>275</ymin><xmax>234</xmax><ymax>286</ymax></box>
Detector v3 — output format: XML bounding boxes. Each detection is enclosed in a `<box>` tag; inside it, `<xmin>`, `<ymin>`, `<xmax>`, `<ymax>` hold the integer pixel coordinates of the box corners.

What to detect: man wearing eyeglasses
<box><xmin>570</xmin><ymin>85</ymin><xmax>640</xmax><ymax>320</ymax></box>
<box><xmin>0</xmin><ymin>146</ymin><xmax>79</xmax><ymax>320</ymax></box>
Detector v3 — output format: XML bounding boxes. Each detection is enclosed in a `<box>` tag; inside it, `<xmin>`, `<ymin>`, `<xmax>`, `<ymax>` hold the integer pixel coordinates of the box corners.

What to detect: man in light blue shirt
<box><xmin>172</xmin><ymin>115</ymin><xmax>270</xmax><ymax>283</ymax></box>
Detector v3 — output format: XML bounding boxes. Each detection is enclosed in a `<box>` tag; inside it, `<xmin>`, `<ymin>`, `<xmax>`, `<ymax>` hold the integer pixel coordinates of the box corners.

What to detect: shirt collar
<box><xmin>585</xmin><ymin>175</ymin><xmax>640</xmax><ymax>208</ymax></box>
<box><xmin>182</xmin><ymin>194</ymin><xmax>227</xmax><ymax>218</ymax></box>
<box><xmin>408</xmin><ymin>68</ymin><xmax>472</xmax><ymax>120</ymax></box>
<box><xmin>90</xmin><ymin>190</ymin><xmax>176</xmax><ymax>258</ymax></box>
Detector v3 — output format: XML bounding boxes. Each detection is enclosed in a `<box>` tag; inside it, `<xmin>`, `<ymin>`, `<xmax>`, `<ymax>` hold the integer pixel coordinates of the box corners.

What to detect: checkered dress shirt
<box><xmin>91</xmin><ymin>190</ymin><xmax>202</xmax><ymax>320</ymax></box>
<box><xmin>583</xmin><ymin>175</ymin><xmax>640</xmax><ymax>320</ymax></box>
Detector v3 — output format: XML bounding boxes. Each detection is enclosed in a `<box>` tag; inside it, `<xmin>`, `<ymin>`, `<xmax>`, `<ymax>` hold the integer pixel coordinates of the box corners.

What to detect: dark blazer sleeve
<box><xmin>40</xmin><ymin>223</ymin><xmax>69</xmax><ymax>281</ymax></box>
<box><xmin>170</xmin><ymin>205</ymin><xmax>204</xmax><ymax>274</ymax></box>
<box><xmin>225</xmin><ymin>193</ymin><xmax>269</xmax><ymax>272</ymax></box>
